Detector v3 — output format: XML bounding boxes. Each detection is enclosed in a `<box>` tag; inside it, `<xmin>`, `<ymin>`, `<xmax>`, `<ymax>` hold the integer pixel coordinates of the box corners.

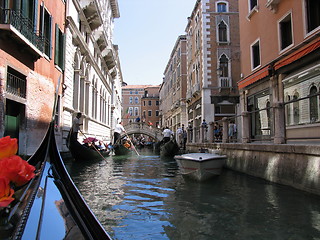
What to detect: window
<box><xmin>40</xmin><ymin>5</ymin><xmax>52</xmax><ymax>57</ymax></box>
<box><xmin>249</xmin><ymin>0</ymin><xmax>257</xmax><ymax>11</ymax></box>
<box><xmin>129</xmin><ymin>97</ymin><xmax>133</xmax><ymax>104</ymax></box>
<box><xmin>279</xmin><ymin>13</ymin><xmax>293</xmax><ymax>50</ymax></box>
<box><xmin>156</xmin><ymin>110</ymin><xmax>159</xmax><ymax>117</ymax></box>
<box><xmin>219</xmin><ymin>54</ymin><xmax>230</xmax><ymax>87</ymax></box>
<box><xmin>135</xmin><ymin>97</ymin><xmax>139</xmax><ymax>104</ymax></box>
<box><xmin>148</xmin><ymin>110</ymin><xmax>152</xmax><ymax>117</ymax></box>
<box><xmin>293</xmin><ymin>92</ymin><xmax>300</xmax><ymax>124</ymax></box>
<box><xmin>217</xmin><ymin>2</ymin><xmax>227</xmax><ymax>12</ymax></box>
<box><xmin>305</xmin><ymin>0</ymin><xmax>320</xmax><ymax>33</ymax></box>
<box><xmin>148</xmin><ymin>100</ymin><xmax>152</xmax><ymax>106</ymax></box>
<box><xmin>309</xmin><ymin>86</ymin><xmax>318</xmax><ymax>122</ymax></box>
<box><xmin>156</xmin><ymin>100</ymin><xmax>159</xmax><ymax>106</ymax></box>
<box><xmin>134</xmin><ymin>107</ymin><xmax>139</xmax><ymax>116</ymax></box>
<box><xmin>218</xmin><ymin>21</ymin><xmax>228</xmax><ymax>42</ymax></box>
<box><xmin>251</xmin><ymin>40</ymin><xmax>260</xmax><ymax>69</ymax></box>
<box><xmin>129</xmin><ymin>107</ymin><xmax>133</xmax><ymax>116</ymax></box>
<box><xmin>54</xmin><ymin>24</ymin><xmax>65</xmax><ymax>70</ymax></box>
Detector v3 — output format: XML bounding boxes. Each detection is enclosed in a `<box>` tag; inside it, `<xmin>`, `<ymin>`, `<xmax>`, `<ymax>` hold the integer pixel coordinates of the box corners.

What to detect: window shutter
<box><xmin>54</xmin><ymin>23</ymin><xmax>59</xmax><ymax>65</ymax></box>
<box><xmin>61</xmin><ymin>33</ymin><xmax>66</xmax><ymax>70</ymax></box>
<box><xmin>48</xmin><ymin>15</ymin><xmax>52</xmax><ymax>59</ymax></box>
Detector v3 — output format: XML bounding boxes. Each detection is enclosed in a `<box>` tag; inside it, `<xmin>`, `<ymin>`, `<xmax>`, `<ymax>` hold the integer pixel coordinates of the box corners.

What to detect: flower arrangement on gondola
<box><xmin>0</xmin><ymin>136</ymin><xmax>36</xmax><ymax>208</ymax></box>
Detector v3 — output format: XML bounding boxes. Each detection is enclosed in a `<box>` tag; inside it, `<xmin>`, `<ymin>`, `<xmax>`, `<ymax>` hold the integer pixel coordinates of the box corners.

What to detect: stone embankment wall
<box><xmin>188</xmin><ymin>143</ymin><xmax>320</xmax><ymax>196</ymax></box>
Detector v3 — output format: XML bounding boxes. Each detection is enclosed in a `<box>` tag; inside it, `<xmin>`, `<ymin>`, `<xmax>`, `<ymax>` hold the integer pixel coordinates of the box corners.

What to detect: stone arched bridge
<box><xmin>121</xmin><ymin>122</ymin><xmax>163</xmax><ymax>141</ymax></box>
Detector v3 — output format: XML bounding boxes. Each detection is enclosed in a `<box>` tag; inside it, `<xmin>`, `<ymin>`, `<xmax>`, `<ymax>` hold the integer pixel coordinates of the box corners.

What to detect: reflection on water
<box><xmin>65</xmin><ymin>150</ymin><xmax>320</xmax><ymax>240</ymax></box>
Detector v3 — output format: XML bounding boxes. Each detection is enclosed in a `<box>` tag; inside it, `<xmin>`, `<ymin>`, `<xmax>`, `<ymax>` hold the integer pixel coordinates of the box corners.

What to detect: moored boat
<box><xmin>174</xmin><ymin>152</ymin><xmax>226</xmax><ymax>181</ymax></box>
<box><xmin>0</xmin><ymin>121</ymin><xmax>112</xmax><ymax>239</ymax></box>
<box><xmin>160</xmin><ymin>139</ymin><xmax>180</xmax><ymax>158</ymax></box>
<box><xmin>67</xmin><ymin>132</ymin><xmax>110</xmax><ymax>161</ymax></box>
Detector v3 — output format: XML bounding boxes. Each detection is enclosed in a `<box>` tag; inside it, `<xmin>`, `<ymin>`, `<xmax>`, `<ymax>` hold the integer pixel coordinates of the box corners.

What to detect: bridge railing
<box><xmin>122</xmin><ymin>122</ymin><xmax>163</xmax><ymax>141</ymax></box>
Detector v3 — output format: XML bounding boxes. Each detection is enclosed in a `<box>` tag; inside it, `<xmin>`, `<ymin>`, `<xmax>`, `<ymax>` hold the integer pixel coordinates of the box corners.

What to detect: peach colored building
<box><xmin>238</xmin><ymin>0</ymin><xmax>320</xmax><ymax>143</ymax></box>
<box><xmin>0</xmin><ymin>0</ymin><xmax>66</xmax><ymax>155</ymax></box>
<box><xmin>141</xmin><ymin>85</ymin><xmax>160</xmax><ymax>127</ymax></box>
<box><xmin>185</xmin><ymin>0</ymin><xmax>240</xmax><ymax>143</ymax></box>
<box><xmin>122</xmin><ymin>85</ymin><xmax>158</xmax><ymax>125</ymax></box>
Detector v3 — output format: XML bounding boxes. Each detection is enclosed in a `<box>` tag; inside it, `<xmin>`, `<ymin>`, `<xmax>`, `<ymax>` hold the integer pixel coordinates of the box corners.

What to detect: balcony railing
<box><xmin>6</xmin><ymin>72</ymin><xmax>26</xmax><ymax>99</ymax></box>
<box><xmin>220</xmin><ymin>77</ymin><xmax>231</xmax><ymax>87</ymax></box>
<box><xmin>0</xmin><ymin>8</ymin><xmax>44</xmax><ymax>52</ymax></box>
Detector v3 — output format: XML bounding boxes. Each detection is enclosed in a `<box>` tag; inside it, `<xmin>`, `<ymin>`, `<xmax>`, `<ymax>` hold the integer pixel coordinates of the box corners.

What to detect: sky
<box><xmin>113</xmin><ymin>0</ymin><xmax>196</xmax><ymax>86</ymax></box>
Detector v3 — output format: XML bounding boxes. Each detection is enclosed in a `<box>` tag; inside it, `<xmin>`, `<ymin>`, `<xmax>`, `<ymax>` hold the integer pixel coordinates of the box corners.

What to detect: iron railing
<box><xmin>189</xmin><ymin>92</ymin><xmax>320</xmax><ymax>144</ymax></box>
<box><xmin>6</xmin><ymin>72</ymin><xmax>27</xmax><ymax>99</ymax></box>
<box><xmin>0</xmin><ymin>8</ymin><xmax>44</xmax><ymax>51</ymax></box>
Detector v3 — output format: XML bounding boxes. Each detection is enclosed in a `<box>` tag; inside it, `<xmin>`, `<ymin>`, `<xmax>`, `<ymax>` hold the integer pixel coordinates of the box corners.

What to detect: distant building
<box><xmin>238</xmin><ymin>0</ymin><xmax>320</xmax><ymax>143</ymax></box>
<box><xmin>0</xmin><ymin>0</ymin><xmax>66</xmax><ymax>155</ymax></box>
<box><xmin>185</xmin><ymin>0</ymin><xmax>240</xmax><ymax>143</ymax></box>
<box><xmin>141</xmin><ymin>85</ymin><xmax>160</xmax><ymax>127</ymax></box>
<box><xmin>160</xmin><ymin>35</ymin><xmax>188</xmax><ymax>133</ymax></box>
<box><xmin>122</xmin><ymin>85</ymin><xmax>154</xmax><ymax>125</ymax></box>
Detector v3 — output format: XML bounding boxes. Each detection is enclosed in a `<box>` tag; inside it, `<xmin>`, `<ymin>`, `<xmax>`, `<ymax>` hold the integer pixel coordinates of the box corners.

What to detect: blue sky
<box><xmin>114</xmin><ymin>0</ymin><xmax>196</xmax><ymax>85</ymax></box>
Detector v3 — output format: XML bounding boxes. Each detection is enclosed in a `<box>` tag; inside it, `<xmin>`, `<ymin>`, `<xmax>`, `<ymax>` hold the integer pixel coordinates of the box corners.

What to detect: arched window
<box><xmin>285</xmin><ymin>95</ymin><xmax>291</xmax><ymax>125</ymax></box>
<box><xmin>217</xmin><ymin>2</ymin><xmax>227</xmax><ymax>12</ymax></box>
<box><xmin>218</xmin><ymin>21</ymin><xmax>228</xmax><ymax>42</ymax></box>
<box><xmin>309</xmin><ymin>86</ymin><xmax>318</xmax><ymax>122</ymax></box>
<box><xmin>266</xmin><ymin>101</ymin><xmax>271</xmax><ymax>130</ymax></box>
<box><xmin>219</xmin><ymin>54</ymin><xmax>229</xmax><ymax>78</ymax></box>
<box><xmin>134</xmin><ymin>107</ymin><xmax>139</xmax><ymax>116</ymax></box>
<box><xmin>129</xmin><ymin>107</ymin><xmax>133</xmax><ymax>116</ymax></box>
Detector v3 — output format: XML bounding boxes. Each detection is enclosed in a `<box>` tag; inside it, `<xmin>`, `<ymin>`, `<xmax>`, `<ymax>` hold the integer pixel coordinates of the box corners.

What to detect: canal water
<box><xmin>65</xmin><ymin>149</ymin><xmax>320</xmax><ymax>240</ymax></box>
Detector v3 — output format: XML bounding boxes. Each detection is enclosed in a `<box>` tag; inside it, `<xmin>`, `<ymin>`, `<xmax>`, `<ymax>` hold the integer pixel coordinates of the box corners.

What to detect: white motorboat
<box><xmin>174</xmin><ymin>152</ymin><xmax>226</xmax><ymax>181</ymax></box>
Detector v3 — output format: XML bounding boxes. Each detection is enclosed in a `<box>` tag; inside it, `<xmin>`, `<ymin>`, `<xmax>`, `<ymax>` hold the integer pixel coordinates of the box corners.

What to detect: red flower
<box><xmin>0</xmin><ymin>136</ymin><xmax>18</xmax><ymax>160</ymax></box>
<box><xmin>0</xmin><ymin>177</ymin><xmax>15</xmax><ymax>207</ymax></box>
<box><xmin>0</xmin><ymin>156</ymin><xmax>35</xmax><ymax>187</ymax></box>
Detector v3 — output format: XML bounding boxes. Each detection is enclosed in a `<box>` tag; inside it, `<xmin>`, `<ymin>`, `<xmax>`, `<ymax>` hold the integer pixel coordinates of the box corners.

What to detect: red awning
<box><xmin>275</xmin><ymin>38</ymin><xmax>320</xmax><ymax>70</ymax></box>
<box><xmin>238</xmin><ymin>66</ymin><xmax>269</xmax><ymax>89</ymax></box>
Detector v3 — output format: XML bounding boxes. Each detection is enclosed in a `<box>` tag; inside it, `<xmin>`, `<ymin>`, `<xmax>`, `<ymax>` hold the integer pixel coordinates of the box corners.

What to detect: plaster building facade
<box><xmin>121</xmin><ymin>85</ymin><xmax>150</xmax><ymax>125</ymax></box>
<box><xmin>160</xmin><ymin>35</ymin><xmax>187</xmax><ymax>133</ymax></box>
<box><xmin>0</xmin><ymin>0</ymin><xmax>66</xmax><ymax>155</ymax></box>
<box><xmin>141</xmin><ymin>85</ymin><xmax>160</xmax><ymax>127</ymax></box>
<box><xmin>121</xmin><ymin>85</ymin><xmax>160</xmax><ymax>126</ymax></box>
<box><xmin>61</xmin><ymin>0</ymin><xmax>122</xmax><ymax>151</ymax></box>
<box><xmin>185</xmin><ymin>0</ymin><xmax>240</xmax><ymax>143</ymax></box>
<box><xmin>238</xmin><ymin>0</ymin><xmax>320</xmax><ymax>143</ymax></box>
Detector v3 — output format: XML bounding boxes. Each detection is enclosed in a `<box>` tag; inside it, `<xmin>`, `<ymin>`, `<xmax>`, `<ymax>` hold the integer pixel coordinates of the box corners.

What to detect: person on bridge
<box><xmin>113</xmin><ymin>121</ymin><xmax>125</xmax><ymax>145</ymax></box>
<box><xmin>162</xmin><ymin>127</ymin><xmax>173</xmax><ymax>144</ymax></box>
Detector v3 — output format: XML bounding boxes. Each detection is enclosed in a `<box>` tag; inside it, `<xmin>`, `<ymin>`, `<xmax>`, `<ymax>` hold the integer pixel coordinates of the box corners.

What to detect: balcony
<box><xmin>220</xmin><ymin>77</ymin><xmax>231</xmax><ymax>88</ymax></box>
<box><xmin>0</xmin><ymin>8</ymin><xmax>44</xmax><ymax>57</ymax></box>
<box><xmin>80</xmin><ymin>0</ymin><xmax>102</xmax><ymax>31</ymax></box>
<box><xmin>6</xmin><ymin>72</ymin><xmax>26</xmax><ymax>99</ymax></box>
<box><xmin>102</xmin><ymin>47</ymin><xmax>116</xmax><ymax>70</ymax></box>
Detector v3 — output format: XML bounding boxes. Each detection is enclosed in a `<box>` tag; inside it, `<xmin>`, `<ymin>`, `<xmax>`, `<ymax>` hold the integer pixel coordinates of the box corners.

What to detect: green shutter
<box><xmin>54</xmin><ymin>23</ymin><xmax>59</xmax><ymax>65</ymax></box>
<box><xmin>61</xmin><ymin>33</ymin><xmax>66</xmax><ymax>70</ymax></box>
<box><xmin>48</xmin><ymin>15</ymin><xmax>52</xmax><ymax>59</ymax></box>
<box><xmin>33</xmin><ymin>0</ymin><xmax>38</xmax><ymax>33</ymax></box>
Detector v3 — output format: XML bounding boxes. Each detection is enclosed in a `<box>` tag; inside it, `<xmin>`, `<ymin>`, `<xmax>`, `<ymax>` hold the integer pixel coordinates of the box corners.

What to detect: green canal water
<box><xmin>65</xmin><ymin>149</ymin><xmax>320</xmax><ymax>240</ymax></box>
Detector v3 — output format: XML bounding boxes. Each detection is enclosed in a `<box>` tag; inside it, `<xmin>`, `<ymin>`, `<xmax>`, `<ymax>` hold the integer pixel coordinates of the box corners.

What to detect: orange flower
<box><xmin>0</xmin><ymin>136</ymin><xmax>18</xmax><ymax>160</ymax></box>
<box><xmin>0</xmin><ymin>177</ymin><xmax>15</xmax><ymax>207</ymax></box>
<box><xmin>0</xmin><ymin>156</ymin><xmax>35</xmax><ymax>187</ymax></box>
